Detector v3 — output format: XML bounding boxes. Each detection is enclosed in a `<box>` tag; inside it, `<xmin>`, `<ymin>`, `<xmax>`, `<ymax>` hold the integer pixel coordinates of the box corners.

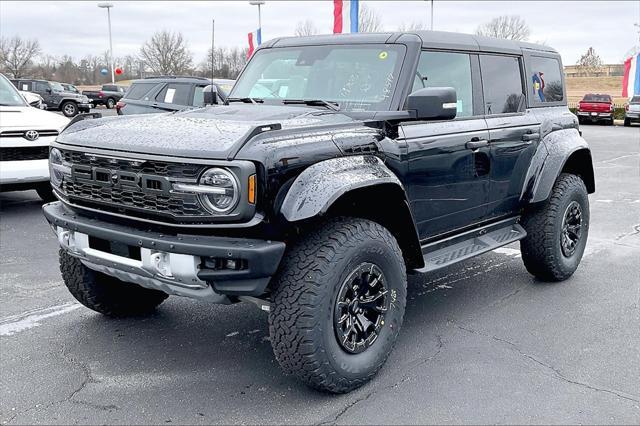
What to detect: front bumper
<box><xmin>43</xmin><ymin>201</ymin><xmax>286</xmax><ymax>300</ymax></box>
<box><xmin>0</xmin><ymin>159</ymin><xmax>49</xmax><ymax>186</ymax></box>
<box><xmin>625</xmin><ymin>112</ymin><xmax>640</xmax><ymax>121</ymax></box>
<box><xmin>78</xmin><ymin>103</ymin><xmax>92</xmax><ymax>112</ymax></box>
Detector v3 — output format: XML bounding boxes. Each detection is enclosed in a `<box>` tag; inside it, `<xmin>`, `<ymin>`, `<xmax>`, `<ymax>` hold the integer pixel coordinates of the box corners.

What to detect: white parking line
<box><xmin>0</xmin><ymin>302</ymin><xmax>81</xmax><ymax>337</ymax></box>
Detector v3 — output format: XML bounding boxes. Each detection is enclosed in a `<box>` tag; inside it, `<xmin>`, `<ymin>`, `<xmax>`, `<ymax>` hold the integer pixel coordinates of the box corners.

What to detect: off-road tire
<box><xmin>60</xmin><ymin>101</ymin><xmax>78</xmax><ymax>117</ymax></box>
<box><xmin>36</xmin><ymin>183</ymin><xmax>56</xmax><ymax>203</ymax></box>
<box><xmin>60</xmin><ymin>250</ymin><xmax>168</xmax><ymax>317</ymax></box>
<box><xmin>624</xmin><ymin>118</ymin><xmax>631</xmax><ymax>127</ymax></box>
<box><xmin>520</xmin><ymin>173</ymin><xmax>589</xmax><ymax>282</ymax></box>
<box><xmin>106</xmin><ymin>98</ymin><xmax>115</xmax><ymax>109</ymax></box>
<box><xmin>269</xmin><ymin>218</ymin><xmax>407</xmax><ymax>393</ymax></box>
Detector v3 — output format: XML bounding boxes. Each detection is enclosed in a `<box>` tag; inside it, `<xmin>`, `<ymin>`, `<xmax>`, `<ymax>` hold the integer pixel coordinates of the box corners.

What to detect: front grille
<box><xmin>0</xmin><ymin>146</ymin><xmax>49</xmax><ymax>161</ymax></box>
<box><xmin>62</xmin><ymin>151</ymin><xmax>204</xmax><ymax>178</ymax></box>
<box><xmin>0</xmin><ymin>130</ymin><xmax>59</xmax><ymax>138</ymax></box>
<box><xmin>58</xmin><ymin>148</ymin><xmax>211</xmax><ymax>222</ymax></box>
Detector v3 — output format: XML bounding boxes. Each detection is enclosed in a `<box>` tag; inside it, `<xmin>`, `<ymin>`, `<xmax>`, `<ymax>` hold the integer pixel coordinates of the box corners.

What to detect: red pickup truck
<box><xmin>576</xmin><ymin>93</ymin><xmax>614</xmax><ymax>125</ymax></box>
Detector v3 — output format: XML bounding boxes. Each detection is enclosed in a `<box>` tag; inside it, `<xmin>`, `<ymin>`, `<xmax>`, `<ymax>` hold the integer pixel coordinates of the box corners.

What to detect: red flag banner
<box><xmin>622</xmin><ymin>56</ymin><xmax>631</xmax><ymax>97</ymax></box>
<box><xmin>333</xmin><ymin>0</ymin><xmax>343</xmax><ymax>34</ymax></box>
<box><xmin>247</xmin><ymin>32</ymin><xmax>255</xmax><ymax>59</ymax></box>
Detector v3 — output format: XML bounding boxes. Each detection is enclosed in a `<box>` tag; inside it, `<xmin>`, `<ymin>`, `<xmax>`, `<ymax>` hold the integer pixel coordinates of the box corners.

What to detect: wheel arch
<box><xmin>529</xmin><ymin>129</ymin><xmax>595</xmax><ymax>204</ymax></box>
<box><xmin>279</xmin><ymin>156</ymin><xmax>424</xmax><ymax>269</ymax></box>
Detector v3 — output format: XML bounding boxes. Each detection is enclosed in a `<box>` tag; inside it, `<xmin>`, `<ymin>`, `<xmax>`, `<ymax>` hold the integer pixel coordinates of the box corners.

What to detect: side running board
<box><xmin>415</xmin><ymin>217</ymin><xmax>527</xmax><ymax>273</ymax></box>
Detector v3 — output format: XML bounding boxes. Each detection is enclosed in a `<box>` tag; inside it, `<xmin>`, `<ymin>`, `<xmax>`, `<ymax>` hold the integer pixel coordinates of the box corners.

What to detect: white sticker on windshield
<box><xmin>457</xmin><ymin>100</ymin><xmax>463</xmax><ymax>112</ymax></box>
<box><xmin>164</xmin><ymin>88</ymin><xmax>176</xmax><ymax>103</ymax></box>
<box><xmin>22</xmin><ymin>84</ymin><xmax>29</xmax><ymax>91</ymax></box>
<box><xmin>278</xmin><ymin>86</ymin><xmax>288</xmax><ymax>98</ymax></box>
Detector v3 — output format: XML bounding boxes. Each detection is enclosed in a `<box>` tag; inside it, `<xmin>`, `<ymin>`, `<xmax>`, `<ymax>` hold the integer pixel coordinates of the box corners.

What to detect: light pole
<box><xmin>430</xmin><ymin>0</ymin><xmax>434</xmax><ymax>30</ymax></box>
<box><xmin>249</xmin><ymin>1</ymin><xmax>265</xmax><ymax>45</ymax></box>
<box><xmin>98</xmin><ymin>2</ymin><xmax>115</xmax><ymax>84</ymax></box>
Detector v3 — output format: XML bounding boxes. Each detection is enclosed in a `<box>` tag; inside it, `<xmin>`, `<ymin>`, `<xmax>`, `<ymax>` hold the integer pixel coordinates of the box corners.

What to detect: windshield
<box><xmin>231</xmin><ymin>44</ymin><xmax>406</xmax><ymax>111</ymax></box>
<box><xmin>51</xmin><ymin>82</ymin><xmax>65</xmax><ymax>92</ymax></box>
<box><xmin>582</xmin><ymin>94</ymin><xmax>611</xmax><ymax>102</ymax></box>
<box><xmin>0</xmin><ymin>74</ymin><xmax>28</xmax><ymax>106</ymax></box>
<box><xmin>630</xmin><ymin>96</ymin><xmax>640</xmax><ymax>104</ymax></box>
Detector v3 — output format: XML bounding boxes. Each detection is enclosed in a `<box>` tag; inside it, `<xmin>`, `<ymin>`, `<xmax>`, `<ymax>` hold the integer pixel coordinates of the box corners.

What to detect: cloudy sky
<box><xmin>1</xmin><ymin>0</ymin><xmax>638</xmax><ymax>66</ymax></box>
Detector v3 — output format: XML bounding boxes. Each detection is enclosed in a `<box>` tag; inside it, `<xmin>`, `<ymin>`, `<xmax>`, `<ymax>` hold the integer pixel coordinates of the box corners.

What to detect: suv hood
<box><xmin>0</xmin><ymin>106</ymin><xmax>69</xmax><ymax>131</ymax></box>
<box><xmin>57</xmin><ymin>104</ymin><xmax>358</xmax><ymax>159</ymax></box>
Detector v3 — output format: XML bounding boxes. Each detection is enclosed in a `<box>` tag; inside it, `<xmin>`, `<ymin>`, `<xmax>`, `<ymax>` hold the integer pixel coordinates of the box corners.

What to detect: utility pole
<box><xmin>98</xmin><ymin>3</ymin><xmax>115</xmax><ymax>84</ymax></box>
<box><xmin>249</xmin><ymin>1</ymin><xmax>265</xmax><ymax>45</ymax></box>
<box><xmin>430</xmin><ymin>0</ymin><xmax>434</xmax><ymax>30</ymax></box>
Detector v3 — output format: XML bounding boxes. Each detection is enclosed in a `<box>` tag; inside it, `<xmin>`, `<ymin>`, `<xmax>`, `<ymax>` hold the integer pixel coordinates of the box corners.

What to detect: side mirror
<box><xmin>203</xmin><ymin>85</ymin><xmax>218</xmax><ymax>105</ymax></box>
<box><xmin>46</xmin><ymin>88</ymin><xmax>52</xmax><ymax>94</ymax></box>
<box><xmin>407</xmin><ymin>87</ymin><xmax>457</xmax><ymax>121</ymax></box>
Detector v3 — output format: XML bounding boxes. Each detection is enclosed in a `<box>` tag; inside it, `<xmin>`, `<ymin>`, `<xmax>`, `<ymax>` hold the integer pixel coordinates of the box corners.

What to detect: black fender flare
<box><xmin>280</xmin><ymin>155</ymin><xmax>404</xmax><ymax>222</ymax></box>
<box><xmin>526</xmin><ymin>128</ymin><xmax>595</xmax><ymax>204</ymax></box>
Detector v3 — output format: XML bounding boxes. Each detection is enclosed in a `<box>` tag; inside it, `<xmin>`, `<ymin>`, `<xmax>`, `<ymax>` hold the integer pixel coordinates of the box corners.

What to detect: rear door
<box><xmin>480</xmin><ymin>54</ymin><xmax>540</xmax><ymax>219</ymax></box>
<box><xmin>401</xmin><ymin>50</ymin><xmax>491</xmax><ymax>240</ymax></box>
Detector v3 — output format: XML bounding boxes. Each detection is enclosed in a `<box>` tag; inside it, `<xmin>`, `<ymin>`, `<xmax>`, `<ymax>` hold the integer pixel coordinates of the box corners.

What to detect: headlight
<box><xmin>197</xmin><ymin>168</ymin><xmax>239</xmax><ymax>214</ymax></box>
<box><xmin>49</xmin><ymin>148</ymin><xmax>70</xmax><ymax>187</ymax></box>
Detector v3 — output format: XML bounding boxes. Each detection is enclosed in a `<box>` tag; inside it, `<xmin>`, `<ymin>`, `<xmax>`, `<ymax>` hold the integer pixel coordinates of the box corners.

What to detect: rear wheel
<box><xmin>106</xmin><ymin>98</ymin><xmax>115</xmax><ymax>109</ymax></box>
<box><xmin>269</xmin><ymin>218</ymin><xmax>407</xmax><ymax>393</ymax></box>
<box><xmin>60</xmin><ymin>101</ymin><xmax>78</xmax><ymax>117</ymax></box>
<box><xmin>60</xmin><ymin>251</ymin><xmax>168</xmax><ymax>317</ymax></box>
<box><xmin>520</xmin><ymin>173</ymin><xmax>589</xmax><ymax>281</ymax></box>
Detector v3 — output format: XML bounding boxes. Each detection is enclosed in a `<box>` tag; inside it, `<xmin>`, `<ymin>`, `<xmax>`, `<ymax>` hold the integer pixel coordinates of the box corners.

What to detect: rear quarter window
<box><xmin>123</xmin><ymin>83</ymin><xmax>159</xmax><ymax>101</ymax></box>
<box><xmin>528</xmin><ymin>56</ymin><xmax>564</xmax><ymax>104</ymax></box>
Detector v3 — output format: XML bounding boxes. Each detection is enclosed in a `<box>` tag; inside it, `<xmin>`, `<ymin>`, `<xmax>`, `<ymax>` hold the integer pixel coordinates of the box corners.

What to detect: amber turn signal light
<box><xmin>248</xmin><ymin>174</ymin><xmax>256</xmax><ymax>204</ymax></box>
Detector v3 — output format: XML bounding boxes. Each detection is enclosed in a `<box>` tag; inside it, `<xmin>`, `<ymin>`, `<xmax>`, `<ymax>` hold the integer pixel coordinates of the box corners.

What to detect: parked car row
<box><xmin>576</xmin><ymin>93</ymin><xmax>639</xmax><ymax>127</ymax></box>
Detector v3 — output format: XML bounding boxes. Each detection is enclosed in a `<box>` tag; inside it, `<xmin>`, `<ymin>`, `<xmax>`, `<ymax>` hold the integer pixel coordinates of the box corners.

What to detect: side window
<box><xmin>528</xmin><ymin>56</ymin><xmax>564</xmax><ymax>103</ymax></box>
<box><xmin>19</xmin><ymin>81</ymin><xmax>32</xmax><ymax>91</ymax></box>
<box><xmin>192</xmin><ymin>85</ymin><xmax>207</xmax><ymax>107</ymax></box>
<box><xmin>155</xmin><ymin>83</ymin><xmax>191</xmax><ymax>105</ymax></box>
<box><xmin>412</xmin><ymin>51</ymin><xmax>474</xmax><ymax>118</ymax></box>
<box><xmin>479</xmin><ymin>55</ymin><xmax>525</xmax><ymax>115</ymax></box>
<box><xmin>124</xmin><ymin>83</ymin><xmax>158</xmax><ymax>101</ymax></box>
<box><xmin>103</xmin><ymin>85</ymin><xmax>116</xmax><ymax>92</ymax></box>
<box><xmin>34</xmin><ymin>82</ymin><xmax>48</xmax><ymax>92</ymax></box>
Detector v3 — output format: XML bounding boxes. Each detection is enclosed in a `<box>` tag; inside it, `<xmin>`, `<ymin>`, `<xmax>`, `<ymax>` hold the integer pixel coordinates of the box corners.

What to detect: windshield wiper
<box><xmin>226</xmin><ymin>97</ymin><xmax>263</xmax><ymax>105</ymax></box>
<box><xmin>282</xmin><ymin>99</ymin><xmax>340</xmax><ymax>111</ymax></box>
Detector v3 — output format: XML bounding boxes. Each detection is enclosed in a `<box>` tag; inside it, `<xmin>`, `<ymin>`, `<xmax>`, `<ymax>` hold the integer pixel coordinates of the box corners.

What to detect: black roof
<box><xmin>264</xmin><ymin>30</ymin><xmax>557</xmax><ymax>55</ymax></box>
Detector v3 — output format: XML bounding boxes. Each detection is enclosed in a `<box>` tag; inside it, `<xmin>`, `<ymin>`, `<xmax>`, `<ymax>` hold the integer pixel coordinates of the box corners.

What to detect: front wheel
<box><xmin>269</xmin><ymin>218</ymin><xmax>407</xmax><ymax>393</ymax></box>
<box><xmin>60</xmin><ymin>101</ymin><xmax>78</xmax><ymax>117</ymax></box>
<box><xmin>36</xmin><ymin>183</ymin><xmax>56</xmax><ymax>202</ymax></box>
<box><xmin>520</xmin><ymin>173</ymin><xmax>589</xmax><ymax>281</ymax></box>
<box><xmin>60</xmin><ymin>251</ymin><xmax>168</xmax><ymax>317</ymax></box>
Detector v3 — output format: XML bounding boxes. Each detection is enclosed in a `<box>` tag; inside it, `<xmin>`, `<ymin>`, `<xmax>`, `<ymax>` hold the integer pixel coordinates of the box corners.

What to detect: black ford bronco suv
<box><xmin>43</xmin><ymin>31</ymin><xmax>594</xmax><ymax>393</ymax></box>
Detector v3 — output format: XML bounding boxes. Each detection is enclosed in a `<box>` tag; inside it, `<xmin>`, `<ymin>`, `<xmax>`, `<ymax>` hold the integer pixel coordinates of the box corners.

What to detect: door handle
<box><xmin>522</xmin><ymin>133</ymin><xmax>540</xmax><ymax>142</ymax></box>
<box><xmin>466</xmin><ymin>139</ymin><xmax>489</xmax><ymax>150</ymax></box>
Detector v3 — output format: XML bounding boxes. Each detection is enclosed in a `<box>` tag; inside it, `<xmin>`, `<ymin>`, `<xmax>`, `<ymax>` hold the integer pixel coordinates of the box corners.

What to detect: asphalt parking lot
<box><xmin>0</xmin><ymin>124</ymin><xmax>639</xmax><ymax>425</ymax></box>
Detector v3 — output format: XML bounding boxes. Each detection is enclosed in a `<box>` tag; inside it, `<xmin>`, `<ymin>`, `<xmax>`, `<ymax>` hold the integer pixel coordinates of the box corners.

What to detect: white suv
<box><xmin>1</xmin><ymin>73</ymin><xmax>69</xmax><ymax>201</ymax></box>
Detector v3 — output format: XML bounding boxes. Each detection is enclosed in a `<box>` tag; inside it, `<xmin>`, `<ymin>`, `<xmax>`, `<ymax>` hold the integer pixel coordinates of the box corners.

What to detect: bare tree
<box><xmin>358</xmin><ymin>4</ymin><xmax>383</xmax><ymax>33</ymax></box>
<box><xmin>397</xmin><ymin>21</ymin><xmax>425</xmax><ymax>32</ymax></box>
<box><xmin>139</xmin><ymin>30</ymin><xmax>193</xmax><ymax>75</ymax></box>
<box><xmin>200</xmin><ymin>46</ymin><xmax>248</xmax><ymax>79</ymax></box>
<box><xmin>295</xmin><ymin>19</ymin><xmax>318</xmax><ymax>37</ymax></box>
<box><xmin>0</xmin><ymin>36</ymin><xmax>41</xmax><ymax>78</ymax></box>
<box><xmin>576</xmin><ymin>47</ymin><xmax>604</xmax><ymax>76</ymax></box>
<box><xmin>475</xmin><ymin>15</ymin><xmax>530</xmax><ymax>41</ymax></box>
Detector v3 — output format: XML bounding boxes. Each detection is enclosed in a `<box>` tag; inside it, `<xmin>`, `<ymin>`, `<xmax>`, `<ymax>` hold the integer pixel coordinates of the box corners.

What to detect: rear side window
<box><xmin>17</xmin><ymin>81</ymin><xmax>32</xmax><ymax>91</ymax></box>
<box><xmin>124</xmin><ymin>83</ymin><xmax>158</xmax><ymax>100</ymax></box>
<box><xmin>155</xmin><ymin>83</ymin><xmax>191</xmax><ymax>105</ymax></box>
<box><xmin>479</xmin><ymin>55</ymin><xmax>525</xmax><ymax>115</ymax></box>
<box><xmin>528</xmin><ymin>56</ymin><xmax>564</xmax><ymax>103</ymax></box>
<box><xmin>103</xmin><ymin>85</ymin><xmax>116</xmax><ymax>92</ymax></box>
<box><xmin>192</xmin><ymin>85</ymin><xmax>207</xmax><ymax>107</ymax></box>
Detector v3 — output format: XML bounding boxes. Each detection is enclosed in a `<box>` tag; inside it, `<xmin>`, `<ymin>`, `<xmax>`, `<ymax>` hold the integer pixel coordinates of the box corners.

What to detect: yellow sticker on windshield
<box><xmin>378</xmin><ymin>51</ymin><xmax>388</xmax><ymax>60</ymax></box>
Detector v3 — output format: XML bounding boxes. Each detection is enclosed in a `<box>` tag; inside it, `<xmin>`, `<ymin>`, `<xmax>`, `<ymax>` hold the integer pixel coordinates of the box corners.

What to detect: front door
<box><xmin>401</xmin><ymin>50</ymin><xmax>490</xmax><ymax>241</ymax></box>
